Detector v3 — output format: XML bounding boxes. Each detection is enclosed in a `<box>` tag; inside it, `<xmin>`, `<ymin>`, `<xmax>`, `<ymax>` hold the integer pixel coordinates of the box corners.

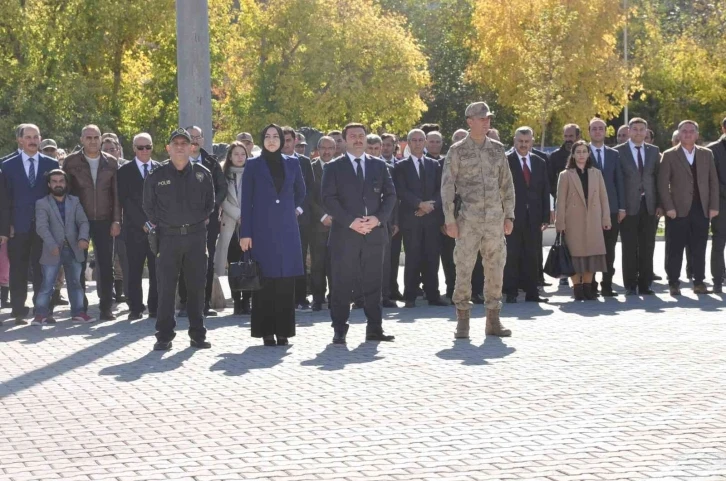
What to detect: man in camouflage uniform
<box><xmin>441</xmin><ymin>102</ymin><xmax>515</xmax><ymax>338</ymax></box>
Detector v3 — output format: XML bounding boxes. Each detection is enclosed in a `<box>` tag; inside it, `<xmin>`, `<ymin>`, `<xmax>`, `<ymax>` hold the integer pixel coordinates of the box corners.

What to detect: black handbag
<box><xmin>228</xmin><ymin>251</ymin><xmax>263</xmax><ymax>292</ymax></box>
<box><xmin>544</xmin><ymin>232</ymin><xmax>576</xmax><ymax>278</ymax></box>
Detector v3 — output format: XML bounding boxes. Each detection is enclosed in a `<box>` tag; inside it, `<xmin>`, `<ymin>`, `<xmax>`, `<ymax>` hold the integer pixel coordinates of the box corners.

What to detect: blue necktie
<box><xmin>143</xmin><ymin>163</ymin><xmax>148</xmax><ymax>179</ymax></box>
<box><xmin>28</xmin><ymin>157</ymin><xmax>36</xmax><ymax>187</ymax></box>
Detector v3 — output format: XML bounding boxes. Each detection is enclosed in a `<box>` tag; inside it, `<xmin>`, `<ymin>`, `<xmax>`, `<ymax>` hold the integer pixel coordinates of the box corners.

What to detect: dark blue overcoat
<box><xmin>240</xmin><ymin>155</ymin><xmax>306</xmax><ymax>278</ymax></box>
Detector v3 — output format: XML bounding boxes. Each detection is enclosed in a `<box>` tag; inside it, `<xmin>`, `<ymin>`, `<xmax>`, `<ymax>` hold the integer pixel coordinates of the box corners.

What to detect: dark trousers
<box><xmin>664</xmin><ymin>221</ymin><xmax>692</xmax><ymax>278</ymax></box>
<box><xmin>309</xmin><ymin>229</ymin><xmax>331</xmax><ymax>303</ymax></box>
<box><xmin>440</xmin><ymin>232</ymin><xmax>456</xmax><ymax>297</ymax></box>
<box><xmin>601</xmin><ymin>213</ymin><xmax>621</xmax><ymax>289</ymax></box>
<box><xmin>125</xmin><ymin>228</ymin><xmax>157</xmax><ymax>314</ymax></box>
<box><xmin>156</xmin><ymin>230</ymin><xmax>207</xmax><ymax>343</ymax></box>
<box><xmin>711</xmin><ymin>214</ymin><xmax>726</xmax><ymax>284</ymax></box>
<box><xmin>666</xmin><ymin>202</ymin><xmax>709</xmax><ymax>286</ymax></box>
<box><xmin>389</xmin><ymin>231</ymin><xmax>402</xmax><ymax>295</ymax></box>
<box><xmin>226</xmin><ymin>232</ymin><xmax>251</xmax><ymax>304</ymax></box>
<box><xmin>295</xmin><ymin>225</ymin><xmax>310</xmax><ymax>304</ymax></box>
<box><xmin>179</xmin><ymin>215</ymin><xmax>219</xmax><ymax>308</ymax></box>
<box><xmin>472</xmin><ymin>253</ymin><xmax>484</xmax><ymax>296</ymax></box>
<box><xmin>251</xmin><ymin>277</ymin><xmax>295</xmax><ymax>337</ymax></box>
<box><xmin>620</xmin><ymin>198</ymin><xmax>657</xmax><ymax>290</ymax></box>
<box><xmin>503</xmin><ymin>220</ymin><xmax>539</xmax><ymax>298</ymax></box>
<box><xmin>8</xmin><ymin>230</ymin><xmax>43</xmax><ymax>315</ymax></box>
<box><xmin>330</xmin><ymin>237</ymin><xmax>384</xmax><ymax>334</ymax></box>
<box><xmin>402</xmin><ymin>224</ymin><xmax>441</xmax><ymax>301</ymax></box>
<box><xmin>81</xmin><ymin>220</ymin><xmax>114</xmax><ymax>312</ymax></box>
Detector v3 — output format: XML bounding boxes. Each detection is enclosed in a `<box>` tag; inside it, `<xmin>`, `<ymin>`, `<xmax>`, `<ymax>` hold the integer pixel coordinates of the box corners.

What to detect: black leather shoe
<box><xmin>601</xmin><ymin>287</ymin><xmax>618</xmax><ymax>297</ymax></box>
<box><xmin>177</xmin><ymin>308</ymin><xmax>188</xmax><ymax>318</ymax></box>
<box><xmin>625</xmin><ymin>288</ymin><xmax>638</xmax><ymax>296</ymax></box>
<box><xmin>100</xmin><ymin>309</ymin><xmax>116</xmax><ymax>321</ymax></box>
<box><xmin>14</xmin><ymin>318</ymin><xmax>28</xmax><ymax>325</ymax></box>
<box><xmin>153</xmin><ymin>341</ymin><xmax>172</xmax><ymax>351</ymax></box>
<box><xmin>366</xmin><ymin>332</ymin><xmax>395</xmax><ymax>342</ymax></box>
<box><xmin>525</xmin><ymin>296</ymin><xmax>549</xmax><ymax>303</ymax></box>
<box><xmin>653</xmin><ymin>274</ymin><xmax>663</xmax><ymax>281</ymax></box>
<box><xmin>404</xmin><ymin>300</ymin><xmax>416</xmax><ymax>308</ymax></box>
<box><xmin>639</xmin><ymin>287</ymin><xmax>655</xmax><ymax>295</ymax></box>
<box><xmin>127</xmin><ymin>311</ymin><xmax>143</xmax><ymax>321</ymax></box>
<box><xmin>505</xmin><ymin>294</ymin><xmax>517</xmax><ymax>303</ymax></box>
<box><xmin>204</xmin><ymin>308</ymin><xmax>217</xmax><ymax>317</ymax></box>
<box><xmin>276</xmin><ymin>337</ymin><xmax>289</xmax><ymax>346</ymax></box>
<box><xmin>428</xmin><ymin>297</ymin><xmax>449</xmax><ymax>306</ymax></box>
<box><xmin>312</xmin><ymin>302</ymin><xmax>323</xmax><ymax>311</ymax></box>
<box><xmin>332</xmin><ymin>331</ymin><xmax>347</xmax><ymax>344</ymax></box>
<box><xmin>713</xmin><ymin>284</ymin><xmax>723</xmax><ymax>294</ymax></box>
<box><xmin>471</xmin><ymin>294</ymin><xmax>485</xmax><ymax>304</ymax></box>
<box><xmin>263</xmin><ymin>336</ymin><xmax>276</xmax><ymax>346</ymax></box>
<box><xmin>382</xmin><ymin>299</ymin><xmax>397</xmax><ymax>308</ymax></box>
<box><xmin>669</xmin><ymin>285</ymin><xmax>682</xmax><ymax>296</ymax></box>
<box><xmin>190</xmin><ymin>339</ymin><xmax>211</xmax><ymax>349</ymax></box>
<box><xmin>11</xmin><ymin>306</ymin><xmax>30</xmax><ymax>319</ymax></box>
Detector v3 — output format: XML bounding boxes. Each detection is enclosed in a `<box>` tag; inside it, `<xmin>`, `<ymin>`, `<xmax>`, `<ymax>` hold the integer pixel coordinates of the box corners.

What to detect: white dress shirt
<box><xmin>20</xmin><ymin>151</ymin><xmax>39</xmax><ymax>179</ymax></box>
<box><xmin>347</xmin><ymin>152</ymin><xmax>366</xmax><ymax>178</ymax></box>
<box><xmin>135</xmin><ymin>157</ymin><xmax>152</xmax><ymax>178</ymax></box>
<box><xmin>682</xmin><ymin>146</ymin><xmax>695</xmax><ymax>165</ymax></box>
<box><xmin>590</xmin><ymin>144</ymin><xmax>605</xmax><ymax>169</ymax></box>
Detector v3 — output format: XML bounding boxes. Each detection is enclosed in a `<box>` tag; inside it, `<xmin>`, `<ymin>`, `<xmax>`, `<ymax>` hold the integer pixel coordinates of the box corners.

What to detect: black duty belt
<box><xmin>160</xmin><ymin>221</ymin><xmax>206</xmax><ymax>236</ymax></box>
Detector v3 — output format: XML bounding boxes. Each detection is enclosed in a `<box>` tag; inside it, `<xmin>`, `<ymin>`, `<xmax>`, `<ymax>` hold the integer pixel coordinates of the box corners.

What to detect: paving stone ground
<box><xmin>1</xmin><ymin>241</ymin><xmax>725</xmax><ymax>481</ymax></box>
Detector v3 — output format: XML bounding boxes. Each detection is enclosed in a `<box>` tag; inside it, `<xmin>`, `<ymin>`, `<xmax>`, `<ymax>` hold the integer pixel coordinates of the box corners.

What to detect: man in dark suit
<box><xmin>322</xmin><ymin>123</ymin><xmax>397</xmax><ymax>344</ymax></box>
<box><xmin>616</xmin><ymin>118</ymin><xmax>662</xmax><ymax>295</ymax></box>
<box><xmin>2</xmin><ymin>124</ymin><xmax>59</xmax><ymax>323</ymax></box>
<box><xmin>282</xmin><ymin>126</ymin><xmax>315</xmax><ymax>310</ymax></box>
<box><xmin>380</xmin><ymin>133</ymin><xmax>404</xmax><ymax>301</ymax></box>
<box><xmin>308</xmin><ymin>136</ymin><xmax>336</xmax><ymax>311</ymax></box>
<box><xmin>588</xmin><ymin>118</ymin><xmax>626</xmax><ymax>297</ymax></box>
<box><xmin>503</xmin><ymin>127</ymin><xmax>550</xmax><ymax>303</ymax></box>
<box><xmin>394</xmin><ymin>129</ymin><xmax>448</xmax><ymax>308</ymax></box>
<box><xmin>707</xmin><ymin>117</ymin><xmax>726</xmax><ymax>293</ymax></box>
<box><xmin>658</xmin><ymin>120</ymin><xmax>719</xmax><ymax>296</ymax></box>
<box><xmin>118</xmin><ymin>133</ymin><xmax>160</xmax><ymax>320</ymax></box>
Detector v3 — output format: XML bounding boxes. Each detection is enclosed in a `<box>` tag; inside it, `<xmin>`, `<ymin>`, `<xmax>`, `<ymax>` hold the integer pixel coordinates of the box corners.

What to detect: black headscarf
<box><xmin>260</xmin><ymin>123</ymin><xmax>285</xmax><ymax>193</ymax></box>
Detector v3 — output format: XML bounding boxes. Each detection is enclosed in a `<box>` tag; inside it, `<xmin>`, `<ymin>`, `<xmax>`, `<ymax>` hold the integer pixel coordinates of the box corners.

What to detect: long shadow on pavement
<box><xmin>436</xmin><ymin>336</ymin><xmax>516</xmax><ymax>366</ymax></box>
<box><xmin>99</xmin><ymin>347</ymin><xmax>198</xmax><ymax>382</ymax></box>
<box><xmin>210</xmin><ymin>345</ymin><xmax>292</xmax><ymax>376</ymax></box>
<box><xmin>301</xmin><ymin>342</ymin><xmax>383</xmax><ymax>371</ymax></box>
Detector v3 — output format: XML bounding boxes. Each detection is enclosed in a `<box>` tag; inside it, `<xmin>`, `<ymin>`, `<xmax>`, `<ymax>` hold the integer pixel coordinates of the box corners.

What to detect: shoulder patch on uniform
<box><xmin>196</xmin><ymin>172</ymin><xmax>204</xmax><ymax>182</ymax></box>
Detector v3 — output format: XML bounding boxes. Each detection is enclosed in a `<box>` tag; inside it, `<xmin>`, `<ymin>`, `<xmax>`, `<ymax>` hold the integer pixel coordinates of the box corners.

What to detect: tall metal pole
<box><xmin>176</xmin><ymin>0</ymin><xmax>213</xmax><ymax>152</ymax></box>
<box><xmin>623</xmin><ymin>0</ymin><xmax>629</xmax><ymax>124</ymax></box>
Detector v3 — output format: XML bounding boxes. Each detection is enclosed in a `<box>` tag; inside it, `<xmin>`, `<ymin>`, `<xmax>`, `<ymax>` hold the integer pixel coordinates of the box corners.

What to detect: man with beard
<box><xmin>33</xmin><ymin>170</ymin><xmax>92</xmax><ymax>324</ymax></box>
<box><xmin>547</xmin><ymin>123</ymin><xmax>580</xmax><ymax>287</ymax></box>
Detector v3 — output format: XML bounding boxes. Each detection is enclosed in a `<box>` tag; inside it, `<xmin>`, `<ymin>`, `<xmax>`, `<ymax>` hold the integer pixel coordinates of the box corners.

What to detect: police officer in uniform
<box><xmin>441</xmin><ymin>102</ymin><xmax>515</xmax><ymax>339</ymax></box>
<box><xmin>143</xmin><ymin>128</ymin><xmax>215</xmax><ymax>351</ymax></box>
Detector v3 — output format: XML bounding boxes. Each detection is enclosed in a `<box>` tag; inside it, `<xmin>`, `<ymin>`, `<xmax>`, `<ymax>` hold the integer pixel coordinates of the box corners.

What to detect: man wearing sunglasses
<box><xmin>118</xmin><ymin>133</ymin><xmax>160</xmax><ymax>320</ymax></box>
<box><xmin>177</xmin><ymin>126</ymin><xmax>227</xmax><ymax>318</ymax></box>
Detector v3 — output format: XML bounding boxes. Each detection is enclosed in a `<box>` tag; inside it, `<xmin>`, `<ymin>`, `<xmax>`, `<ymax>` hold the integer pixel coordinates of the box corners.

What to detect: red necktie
<box><xmin>521</xmin><ymin>158</ymin><xmax>531</xmax><ymax>186</ymax></box>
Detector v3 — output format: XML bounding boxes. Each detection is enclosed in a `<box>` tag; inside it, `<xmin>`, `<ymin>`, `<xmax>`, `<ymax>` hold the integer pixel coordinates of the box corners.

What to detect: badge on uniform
<box><xmin>195</xmin><ymin>172</ymin><xmax>204</xmax><ymax>182</ymax></box>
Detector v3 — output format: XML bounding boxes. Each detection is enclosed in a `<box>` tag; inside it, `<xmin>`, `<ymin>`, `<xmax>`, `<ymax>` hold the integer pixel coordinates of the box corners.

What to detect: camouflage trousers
<box><xmin>452</xmin><ymin>218</ymin><xmax>506</xmax><ymax>311</ymax></box>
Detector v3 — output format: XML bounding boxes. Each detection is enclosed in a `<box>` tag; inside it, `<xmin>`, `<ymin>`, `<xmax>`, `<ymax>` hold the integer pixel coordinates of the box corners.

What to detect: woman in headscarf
<box><xmin>214</xmin><ymin>141</ymin><xmax>251</xmax><ymax>315</ymax></box>
<box><xmin>240</xmin><ymin>124</ymin><xmax>306</xmax><ymax>346</ymax></box>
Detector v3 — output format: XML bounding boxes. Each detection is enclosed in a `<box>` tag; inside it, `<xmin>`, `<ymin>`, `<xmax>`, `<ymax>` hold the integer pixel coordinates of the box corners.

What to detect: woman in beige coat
<box><xmin>555</xmin><ymin>140</ymin><xmax>612</xmax><ymax>301</ymax></box>
<box><xmin>214</xmin><ymin>142</ymin><xmax>251</xmax><ymax>314</ymax></box>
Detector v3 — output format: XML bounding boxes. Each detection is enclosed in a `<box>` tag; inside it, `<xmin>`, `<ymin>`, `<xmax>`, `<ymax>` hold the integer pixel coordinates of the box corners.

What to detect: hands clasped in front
<box><xmin>351</xmin><ymin>216</ymin><xmax>380</xmax><ymax>235</ymax></box>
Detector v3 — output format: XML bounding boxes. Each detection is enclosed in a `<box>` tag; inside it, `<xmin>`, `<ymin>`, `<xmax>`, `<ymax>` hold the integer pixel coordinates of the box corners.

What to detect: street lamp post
<box><xmin>176</xmin><ymin>0</ymin><xmax>213</xmax><ymax>152</ymax></box>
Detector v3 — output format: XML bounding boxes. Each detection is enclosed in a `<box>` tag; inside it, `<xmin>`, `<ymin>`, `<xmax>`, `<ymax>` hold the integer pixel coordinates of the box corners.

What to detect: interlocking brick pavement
<box><xmin>1</xmin><ymin>242</ymin><xmax>725</xmax><ymax>481</ymax></box>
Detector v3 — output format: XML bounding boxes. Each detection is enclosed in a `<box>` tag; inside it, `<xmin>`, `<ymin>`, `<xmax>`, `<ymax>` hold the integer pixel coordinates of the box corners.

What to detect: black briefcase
<box><xmin>228</xmin><ymin>251</ymin><xmax>263</xmax><ymax>292</ymax></box>
<box><xmin>544</xmin><ymin>232</ymin><xmax>576</xmax><ymax>278</ymax></box>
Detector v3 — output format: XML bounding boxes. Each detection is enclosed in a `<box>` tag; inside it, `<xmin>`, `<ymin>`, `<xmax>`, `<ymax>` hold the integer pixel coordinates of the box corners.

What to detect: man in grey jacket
<box><xmin>33</xmin><ymin>170</ymin><xmax>94</xmax><ymax>324</ymax></box>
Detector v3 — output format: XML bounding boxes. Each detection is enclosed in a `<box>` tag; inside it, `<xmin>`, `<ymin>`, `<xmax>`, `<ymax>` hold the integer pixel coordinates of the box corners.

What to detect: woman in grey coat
<box><xmin>214</xmin><ymin>142</ymin><xmax>251</xmax><ymax>315</ymax></box>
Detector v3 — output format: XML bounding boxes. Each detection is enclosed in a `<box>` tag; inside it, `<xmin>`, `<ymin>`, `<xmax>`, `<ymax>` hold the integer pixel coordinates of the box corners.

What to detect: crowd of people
<box><xmin>1</xmin><ymin>102</ymin><xmax>725</xmax><ymax>351</ymax></box>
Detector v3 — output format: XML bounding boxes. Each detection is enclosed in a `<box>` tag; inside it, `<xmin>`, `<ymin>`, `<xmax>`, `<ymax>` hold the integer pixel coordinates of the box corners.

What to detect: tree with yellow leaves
<box><xmin>467</xmin><ymin>0</ymin><xmax>636</xmax><ymax>146</ymax></box>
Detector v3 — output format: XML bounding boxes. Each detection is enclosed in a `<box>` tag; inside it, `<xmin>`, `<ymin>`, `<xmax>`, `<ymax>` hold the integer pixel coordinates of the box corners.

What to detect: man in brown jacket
<box><xmin>63</xmin><ymin>124</ymin><xmax>122</xmax><ymax>319</ymax></box>
<box><xmin>658</xmin><ymin>120</ymin><xmax>719</xmax><ymax>296</ymax></box>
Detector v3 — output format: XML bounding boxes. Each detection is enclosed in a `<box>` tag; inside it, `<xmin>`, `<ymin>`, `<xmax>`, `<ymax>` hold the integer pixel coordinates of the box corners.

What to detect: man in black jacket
<box><xmin>504</xmin><ymin>127</ymin><xmax>551</xmax><ymax>303</ymax></box>
<box><xmin>282</xmin><ymin>126</ymin><xmax>315</xmax><ymax>309</ymax></box>
<box><xmin>117</xmin><ymin>133</ymin><xmax>160</xmax><ymax>320</ymax></box>
<box><xmin>177</xmin><ymin>126</ymin><xmax>227</xmax><ymax>317</ymax></box>
<box><xmin>707</xmin><ymin>117</ymin><xmax>726</xmax><ymax>293</ymax></box>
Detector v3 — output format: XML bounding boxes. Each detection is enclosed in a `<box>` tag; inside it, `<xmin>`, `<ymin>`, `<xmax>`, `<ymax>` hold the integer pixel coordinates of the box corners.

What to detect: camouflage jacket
<box><xmin>441</xmin><ymin>134</ymin><xmax>515</xmax><ymax>225</ymax></box>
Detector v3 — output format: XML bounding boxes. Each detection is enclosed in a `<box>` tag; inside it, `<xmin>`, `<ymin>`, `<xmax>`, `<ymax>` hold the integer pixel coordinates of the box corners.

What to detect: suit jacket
<box><xmin>1</xmin><ymin>152</ymin><xmax>59</xmax><ymax>234</ymax></box>
<box><xmin>240</xmin><ymin>155</ymin><xmax>305</xmax><ymax>278</ymax></box>
<box><xmin>657</xmin><ymin>145</ymin><xmax>719</xmax><ymax>218</ymax></box>
<box><xmin>707</xmin><ymin>136</ymin><xmax>726</xmax><ymax>208</ymax></box>
<box><xmin>615</xmin><ymin>142</ymin><xmax>661</xmax><ymax>216</ymax></box>
<box><xmin>555</xmin><ymin>168</ymin><xmax>611</xmax><ymax>257</ymax></box>
<box><xmin>294</xmin><ymin>153</ymin><xmax>315</xmax><ymax>227</ymax></box>
<box><xmin>589</xmin><ymin>144</ymin><xmax>625</xmax><ymax>214</ymax></box>
<box><xmin>35</xmin><ymin>194</ymin><xmax>90</xmax><ymax>265</ymax></box>
<box><xmin>507</xmin><ymin>152</ymin><xmax>550</xmax><ymax>227</ymax></box>
<box><xmin>547</xmin><ymin>144</ymin><xmax>570</xmax><ymax>200</ymax></box>
<box><xmin>309</xmin><ymin>158</ymin><xmax>331</xmax><ymax>233</ymax></box>
<box><xmin>117</xmin><ymin>159</ymin><xmax>160</xmax><ymax>236</ymax></box>
<box><xmin>393</xmin><ymin>155</ymin><xmax>443</xmax><ymax>229</ymax></box>
<box><xmin>321</xmin><ymin>154</ymin><xmax>397</xmax><ymax>247</ymax></box>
